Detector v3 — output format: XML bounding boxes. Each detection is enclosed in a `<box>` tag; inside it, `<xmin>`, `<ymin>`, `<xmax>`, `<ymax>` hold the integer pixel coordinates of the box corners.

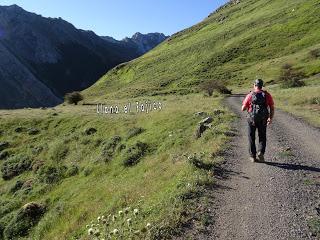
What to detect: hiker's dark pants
<box><xmin>247</xmin><ymin>119</ymin><xmax>267</xmax><ymax>157</ymax></box>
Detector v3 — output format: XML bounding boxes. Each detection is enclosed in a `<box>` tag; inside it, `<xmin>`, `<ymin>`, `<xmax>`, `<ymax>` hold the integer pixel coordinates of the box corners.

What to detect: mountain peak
<box><xmin>0</xmin><ymin>4</ymin><xmax>23</xmax><ymax>12</ymax></box>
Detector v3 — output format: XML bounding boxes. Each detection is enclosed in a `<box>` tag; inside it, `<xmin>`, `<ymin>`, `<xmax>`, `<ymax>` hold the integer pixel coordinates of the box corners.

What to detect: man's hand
<box><xmin>267</xmin><ymin>118</ymin><xmax>273</xmax><ymax>125</ymax></box>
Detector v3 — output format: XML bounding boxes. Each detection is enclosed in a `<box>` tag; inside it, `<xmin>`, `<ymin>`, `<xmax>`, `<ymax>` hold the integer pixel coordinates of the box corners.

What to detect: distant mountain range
<box><xmin>101</xmin><ymin>32</ymin><xmax>168</xmax><ymax>55</ymax></box>
<box><xmin>0</xmin><ymin>5</ymin><xmax>168</xmax><ymax>109</ymax></box>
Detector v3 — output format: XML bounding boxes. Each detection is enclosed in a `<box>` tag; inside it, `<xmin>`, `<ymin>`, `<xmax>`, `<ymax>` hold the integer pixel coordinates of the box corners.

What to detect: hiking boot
<box><xmin>250</xmin><ymin>156</ymin><xmax>257</xmax><ymax>162</ymax></box>
<box><xmin>257</xmin><ymin>153</ymin><xmax>265</xmax><ymax>162</ymax></box>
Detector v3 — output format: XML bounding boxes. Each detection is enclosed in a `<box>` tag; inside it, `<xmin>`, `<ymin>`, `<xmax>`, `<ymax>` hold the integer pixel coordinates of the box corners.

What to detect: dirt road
<box><xmin>209</xmin><ymin>94</ymin><xmax>320</xmax><ymax>240</ymax></box>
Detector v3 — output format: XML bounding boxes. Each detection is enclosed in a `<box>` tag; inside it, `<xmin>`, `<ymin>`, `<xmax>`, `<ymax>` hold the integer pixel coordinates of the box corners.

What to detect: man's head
<box><xmin>253</xmin><ymin>79</ymin><xmax>264</xmax><ymax>90</ymax></box>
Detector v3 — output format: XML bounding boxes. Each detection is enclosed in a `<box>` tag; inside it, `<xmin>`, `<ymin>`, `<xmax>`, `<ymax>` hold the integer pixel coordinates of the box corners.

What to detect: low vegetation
<box><xmin>0</xmin><ymin>94</ymin><xmax>234</xmax><ymax>239</ymax></box>
<box><xmin>279</xmin><ymin>64</ymin><xmax>306</xmax><ymax>88</ymax></box>
<box><xmin>65</xmin><ymin>91</ymin><xmax>84</xmax><ymax>105</ymax></box>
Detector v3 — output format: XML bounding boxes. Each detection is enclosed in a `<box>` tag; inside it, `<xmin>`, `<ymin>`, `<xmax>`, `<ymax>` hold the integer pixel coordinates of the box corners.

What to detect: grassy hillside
<box><xmin>84</xmin><ymin>0</ymin><xmax>320</xmax><ymax>102</ymax></box>
<box><xmin>1</xmin><ymin>0</ymin><xmax>320</xmax><ymax>239</ymax></box>
<box><xmin>0</xmin><ymin>95</ymin><xmax>234</xmax><ymax>239</ymax></box>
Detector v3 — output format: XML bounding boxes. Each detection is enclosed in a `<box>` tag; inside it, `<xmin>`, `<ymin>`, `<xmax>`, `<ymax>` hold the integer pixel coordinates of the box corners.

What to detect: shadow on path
<box><xmin>264</xmin><ymin>161</ymin><xmax>320</xmax><ymax>173</ymax></box>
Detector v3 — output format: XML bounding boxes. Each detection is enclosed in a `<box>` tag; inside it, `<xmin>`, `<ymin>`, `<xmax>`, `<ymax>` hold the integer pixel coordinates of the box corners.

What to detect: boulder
<box><xmin>199</xmin><ymin>117</ymin><xmax>213</xmax><ymax>125</ymax></box>
<box><xmin>194</xmin><ymin>112</ymin><xmax>208</xmax><ymax>117</ymax></box>
<box><xmin>195</xmin><ymin>124</ymin><xmax>209</xmax><ymax>139</ymax></box>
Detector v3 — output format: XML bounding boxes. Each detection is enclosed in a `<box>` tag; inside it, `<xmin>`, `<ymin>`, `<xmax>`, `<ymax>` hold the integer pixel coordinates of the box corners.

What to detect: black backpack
<box><xmin>249</xmin><ymin>91</ymin><xmax>269</xmax><ymax>123</ymax></box>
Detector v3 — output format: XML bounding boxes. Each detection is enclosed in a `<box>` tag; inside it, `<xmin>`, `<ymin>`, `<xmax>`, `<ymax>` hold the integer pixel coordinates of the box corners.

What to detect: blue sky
<box><xmin>1</xmin><ymin>0</ymin><xmax>227</xmax><ymax>39</ymax></box>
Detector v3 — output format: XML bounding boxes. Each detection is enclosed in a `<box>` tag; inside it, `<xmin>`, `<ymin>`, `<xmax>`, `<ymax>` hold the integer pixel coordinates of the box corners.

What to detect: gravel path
<box><xmin>210</xmin><ymin>94</ymin><xmax>320</xmax><ymax>240</ymax></box>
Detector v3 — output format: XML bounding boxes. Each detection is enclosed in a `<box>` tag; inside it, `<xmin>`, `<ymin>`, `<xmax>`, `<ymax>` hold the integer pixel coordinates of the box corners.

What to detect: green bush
<box><xmin>64</xmin><ymin>92</ymin><xmax>84</xmax><ymax>105</ymax></box>
<box><xmin>309</xmin><ymin>97</ymin><xmax>320</xmax><ymax>105</ymax></box>
<box><xmin>0</xmin><ymin>151</ymin><xmax>9</xmax><ymax>160</ymax></box>
<box><xmin>123</xmin><ymin>142</ymin><xmax>148</xmax><ymax>167</ymax></box>
<box><xmin>0</xmin><ymin>213</ymin><xmax>14</xmax><ymax>239</ymax></box>
<box><xmin>0</xmin><ymin>142</ymin><xmax>9</xmax><ymax>151</ymax></box>
<box><xmin>49</xmin><ymin>142</ymin><xmax>69</xmax><ymax>162</ymax></box>
<box><xmin>200</xmin><ymin>80</ymin><xmax>232</xmax><ymax>96</ymax></box>
<box><xmin>100</xmin><ymin>136</ymin><xmax>122</xmax><ymax>162</ymax></box>
<box><xmin>279</xmin><ymin>64</ymin><xmax>306</xmax><ymax>88</ymax></box>
<box><xmin>309</xmin><ymin>49</ymin><xmax>320</xmax><ymax>59</ymax></box>
<box><xmin>3</xmin><ymin>202</ymin><xmax>46</xmax><ymax>239</ymax></box>
<box><xmin>126</xmin><ymin>127</ymin><xmax>145</xmax><ymax>139</ymax></box>
<box><xmin>37</xmin><ymin>165</ymin><xmax>67</xmax><ymax>184</ymax></box>
<box><xmin>1</xmin><ymin>155</ymin><xmax>32</xmax><ymax>180</ymax></box>
<box><xmin>10</xmin><ymin>180</ymin><xmax>24</xmax><ymax>194</ymax></box>
<box><xmin>66</xmin><ymin>165</ymin><xmax>79</xmax><ymax>177</ymax></box>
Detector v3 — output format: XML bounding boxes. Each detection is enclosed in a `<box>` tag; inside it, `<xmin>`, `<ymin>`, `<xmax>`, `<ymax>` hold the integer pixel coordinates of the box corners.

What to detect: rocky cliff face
<box><xmin>0</xmin><ymin>5</ymin><xmax>167</xmax><ymax>109</ymax></box>
<box><xmin>102</xmin><ymin>32</ymin><xmax>168</xmax><ymax>55</ymax></box>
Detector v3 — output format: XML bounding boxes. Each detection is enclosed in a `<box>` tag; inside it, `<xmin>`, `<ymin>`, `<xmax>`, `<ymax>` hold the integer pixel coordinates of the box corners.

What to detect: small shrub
<box><xmin>0</xmin><ymin>142</ymin><xmax>9</xmax><ymax>151</ymax></box>
<box><xmin>279</xmin><ymin>64</ymin><xmax>306</xmax><ymax>88</ymax></box>
<box><xmin>66</xmin><ymin>165</ymin><xmax>79</xmax><ymax>177</ymax></box>
<box><xmin>0</xmin><ymin>151</ymin><xmax>9</xmax><ymax>160</ymax></box>
<box><xmin>84</xmin><ymin>128</ymin><xmax>97</xmax><ymax>135</ymax></box>
<box><xmin>123</xmin><ymin>142</ymin><xmax>148</xmax><ymax>167</ymax></box>
<box><xmin>28</xmin><ymin>128</ymin><xmax>40</xmax><ymax>135</ymax></box>
<box><xmin>83</xmin><ymin>167</ymin><xmax>93</xmax><ymax>177</ymax></box>
<box><xmin>64</xmin><ymin>92</ymin><xmax>84</xmax><ymax>105</ymax></box>
<box><xmin>308</xmin><ymin>217</ymin><xmax>320</xmax><ymax>238</ymax></box>
<box><xmin>126</xmin><ymin>127</ymin><xmax>145</xmax><ymax>139</ymax></box>
<box><xmin>49</xmin><ymin>142</ymin><xmax>69</xmax><ymax>162</ymax></box>
<box><xmin>0</xmin><ymin>200</ymin><xmax>20</xmax><ymax>219</ymax></box>
<box><xmin>200</xmin><ymin>80</ymin><xmax>232</xmax><ymax>96</ymax></box>
<box><xmin>309</xmin><ymin>97</ymin><xmax>320</xmax><ymax>105</ymax></box>
<box><xmin>14</xmin><ymin>127</ymin><xmax>25</xmax><ymax>133</ymax></box>
<box><xmin>1</xmin><ymin>155</ymin><xmax>32</xmax><ymax>180</ymax></box>
<box><xmin>37</xmin><ymin>164</ymin><xmax>67</xmax><ymax>184</ymax></box>
<box><xmin>309</xmin><ymin>49</ymin><xmax>320</xmax><ymax>59</ymax></box>
<box><xmin>0</xmin><ymin>212</ymin><xmax>15</xmax><ymax>239</ymax></box>
<box><xmin>3</xmin><ymin>202</ymin><xmax>46</xmax><ymax>239</ymax></box>
<box><xmin>10</xmin><ymin>180</ymin><xmax>24</xmax><ymax>194</ymax></box>
<box><xmin>100</xmin><ymin>136</ymin><xmax>122</xmax><ymax>162</ymax></box>
<box><xmin>31</xmin><ymin>160</ymin><xmax>45</xmax><ymax>173</ymax></box>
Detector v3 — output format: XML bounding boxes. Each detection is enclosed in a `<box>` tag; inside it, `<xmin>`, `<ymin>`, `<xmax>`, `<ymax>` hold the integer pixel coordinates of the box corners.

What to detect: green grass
<box><xmin>268</xmin><ymin>75</ymin><xmax>320</xmax><ymax>127</ymax></box>
<box><xmin>1</xmin><ymin>0</ymin><xmax>320</xmax><ymax>238</ymax></box>
<box><xmin>84</xmin><ymin>0</ymin><xmax>320</xmax><ymax>102</ymax></box>
<box><xmin>0</xmin><ymin>94</ymin><xmax>234</xmax><ymax>239</ymax></box>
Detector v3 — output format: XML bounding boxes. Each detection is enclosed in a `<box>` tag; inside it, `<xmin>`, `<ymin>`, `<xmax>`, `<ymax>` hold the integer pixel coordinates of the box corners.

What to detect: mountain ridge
<box><xmin>0</xmin><ymin>4</ymin><xmax>167</xmax><ymax>109</ymax></box>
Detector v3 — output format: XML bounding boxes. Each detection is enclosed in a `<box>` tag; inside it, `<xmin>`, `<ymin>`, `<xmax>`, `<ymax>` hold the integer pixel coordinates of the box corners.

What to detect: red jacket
<box><xmin>242</xmin><ymin>90</ymin><xmax>274</xmax><ymax>112</ymax></box>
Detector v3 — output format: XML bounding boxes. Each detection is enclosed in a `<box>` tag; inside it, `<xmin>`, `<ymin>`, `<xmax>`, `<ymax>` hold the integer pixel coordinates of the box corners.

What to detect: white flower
<box><xmin>113</xmin><ymin>229</ymin><xmax>119</xmax><ymax>235</ymax></box>
<box><xmin>146</xmin><ymin>223</ymin><xmax>152</xmax><ymax>228</ymax></box>
<box><xmin>124</xmin><ymin>207</ymin><xmax>131</xmax><ymax>214</ymax></box>
<box><xmin>88</xmin><ymin>228</ymin><xmax>95</xmax><ymax>235</ymax></box>
<box><xmin>127</xmin><ymin>218</ymin><xmax>132</xmax><ymax>226</ymax></box>
<box><xmin>118</xmin><ymin>210</ymin><xmax>124</xmax><ymax>216</ymax></box>
<box><xmin>112</xmin><ymin>215</ymin><xmax>117</xmax><ymax>221</ymax></box>
<box><xmin>94</xmin><ymin>229</ymin><xmax>100</xmax><ymax>236</ymax></box>
<box><xmin>85</xmin><ymin>225</ymin><xmax>90</xmax><ymax>228</ymax></box>
<box><xmin>133</xmin><ymin>208</ymin><xmax>139</xmax><ymax>215</ymax></box>
<box><xmin>97</xmin><ymin>216</ymin><xmax>101</xmax><ymax>222</ymax></box>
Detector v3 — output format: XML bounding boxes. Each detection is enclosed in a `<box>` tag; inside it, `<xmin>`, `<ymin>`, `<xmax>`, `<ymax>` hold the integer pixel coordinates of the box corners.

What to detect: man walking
<box><xmin>242</xmin><ymin>79</ymin><xmax>275</xmax><ymax>162</ymax></box>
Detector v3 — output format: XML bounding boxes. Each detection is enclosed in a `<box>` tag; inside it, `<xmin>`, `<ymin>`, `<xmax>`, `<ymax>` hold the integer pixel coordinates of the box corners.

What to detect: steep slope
<box><xmin>101</xmin><ymin>32</ymin><xmax>168</xmax><ymax>55</ymax></box>
<box><xmin>0</xmin><ymin>5</ymin><xmax>167</xmax><ymax>109</ymax></box>
<box><xmin>84</xmin><ymin>0</ymin><xmax>320</xmax><ymax>101</ymax></box>
<box><xmin>0</xmin><ymin>42</ymin><xmax>60</xmax><ymax>108</ymax></box>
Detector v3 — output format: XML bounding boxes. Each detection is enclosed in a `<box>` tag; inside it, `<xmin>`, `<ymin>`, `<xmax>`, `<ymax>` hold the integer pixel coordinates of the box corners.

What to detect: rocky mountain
<box><xmin>0</xmin><ymin>5</ymin><xmax>167</xmax><ymax>109</ymax></box>
<box><xmin>102</xmin><ymin>32</ymin><xmax>168</xmax><ymax>55</ymax></box>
